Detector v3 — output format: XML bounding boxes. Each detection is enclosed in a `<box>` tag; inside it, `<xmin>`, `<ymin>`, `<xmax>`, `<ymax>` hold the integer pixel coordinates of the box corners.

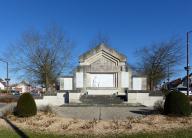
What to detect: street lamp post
<box><xmin>185</xmin><ymin>31</ymin><xmax>192</xmax><ymax>96</ymax></box>
<box><xmin>0</xmin><ymin>59</ymin><xmax>10</xmax><ymax>93</ymax></box>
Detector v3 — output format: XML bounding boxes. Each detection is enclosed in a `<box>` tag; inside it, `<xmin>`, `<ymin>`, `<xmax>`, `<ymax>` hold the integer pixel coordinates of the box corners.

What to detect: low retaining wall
<box><xmin>35</xmin><ymin>92</ymin><xmax>81</xmax><ymax>106</ymax></box>
<box><xmin>35</xmin><ymin>91</ymin><xmax>164</xmax><ymax>107</ymax></box>
<box><xmin>68</xmin><ymin>93</ymin><xmax>81</xmax><ymax>103</ymax></box>
<box><xmin>35</xmin><ymin>96</ymin><xmax>63</xmax><ymax>106</ymax></box>
<box><xmin>127</xmin><ymin>92</ymin><xmax>164</xmax><ymax>107</ymax></box>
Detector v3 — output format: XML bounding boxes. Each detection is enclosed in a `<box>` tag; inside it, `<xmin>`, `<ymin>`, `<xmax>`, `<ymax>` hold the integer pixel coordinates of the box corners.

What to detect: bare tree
<box><xmin>88</xmin><ymin>33</ymin><xmax>110</xmax><ymax>48</ymax></box>
<box><xmin>136</xmin><ymin>39</ymin><xmax>184</xmax><ymax>90</ymax></box>
<box><xmin>7</xmin><ymin>26</ymin><xmax>73</xmax><ymax>92</ymax></box>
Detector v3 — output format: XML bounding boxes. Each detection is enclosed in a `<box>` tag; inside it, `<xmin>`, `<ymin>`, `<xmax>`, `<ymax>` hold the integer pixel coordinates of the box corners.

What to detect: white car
<box><xmin>177</xmin><ymin>87</ymin><xmax>192</xmax><ymax>95</ymax></box>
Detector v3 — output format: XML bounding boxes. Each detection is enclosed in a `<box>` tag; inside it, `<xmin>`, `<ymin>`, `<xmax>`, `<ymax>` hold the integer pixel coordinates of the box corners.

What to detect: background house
<box><xmin>0</xmin><ymin>82</ymin><xmax>5</xmax><ymax>90</ymax></box>
<box><xmin>0</xmin><ymin>79</ymin><xmax>6</xmax><ymax>90</ymax></box>
<box><xmin>12</xmin><ymin>81</ymin><xmax>32</xmax><ymax>93</ymax></box>
<box><xmin>163</xmin><ymin>73</ymin><xmax>192</xmax><ymax>92</ymax></box>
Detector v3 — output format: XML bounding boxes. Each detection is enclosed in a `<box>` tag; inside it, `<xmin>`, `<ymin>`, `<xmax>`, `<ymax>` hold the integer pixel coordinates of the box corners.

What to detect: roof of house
<box><xmin>0</xmin><ymin>78</ymin><xmax>6</xmax><ymax>86</ymax></box>
<box><xmin>79</xmin><ymin>43</ymin><xmax>127</xmax><ymax>62</ymax></box>
<box><xmin>19</xmin><ymin>80</ymin><xmax>31</xmax><ymax>86</ymax></box>
<box><xmin>169</xmin><ymin>78</ymin><xmax>182</xmax><ymax>87</ymax></box>
<box><xmin>0</xmin><ymin>81</ymin><xmax>6</xmax><ymax>87</ymax></box>
<box><xmin>182</xmin><ymin>73</ymin><xmax>192</xmax><ymax>82</ymax></box>
<box><xmin>12</xmin><ymin>80</ymin><xmax>31</xmax><ymax>87</ymax></box>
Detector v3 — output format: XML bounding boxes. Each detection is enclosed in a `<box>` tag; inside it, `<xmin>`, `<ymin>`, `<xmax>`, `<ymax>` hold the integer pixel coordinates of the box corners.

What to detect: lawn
<box><xmin>0</xmin><ymin>128</ymin><xmax>192</xmax><ymax>138</ymax></box>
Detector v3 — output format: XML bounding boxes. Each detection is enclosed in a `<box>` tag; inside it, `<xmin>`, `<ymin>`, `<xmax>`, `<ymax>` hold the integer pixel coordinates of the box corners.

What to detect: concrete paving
<box><xmin>0</xmin><ymin>103</ymin><xmax>8</xmax><ymax>117</ymax></box>
<box><xmin>53</xmin><ymin>106</ymin><xmax>154</xmax><ymax>120</ymax></box>
<box><xmin>0</xmin><ymin>103</ymin><xmax>7</xmax><ymax>109</ymax></box>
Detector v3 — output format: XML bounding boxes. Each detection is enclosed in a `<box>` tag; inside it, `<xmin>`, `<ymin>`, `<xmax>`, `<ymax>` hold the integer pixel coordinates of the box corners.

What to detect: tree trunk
<box><xmin>45</xmin><ymin>73</ymin><xmax>49</xmax><ymax>92</ymax></box>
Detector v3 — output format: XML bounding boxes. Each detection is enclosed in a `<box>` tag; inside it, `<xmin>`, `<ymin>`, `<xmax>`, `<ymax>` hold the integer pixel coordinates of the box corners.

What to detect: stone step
<box><xmin>80</xmin><ymin>95</ymin><xmax>125</xmax><ymax>104</ymax></box>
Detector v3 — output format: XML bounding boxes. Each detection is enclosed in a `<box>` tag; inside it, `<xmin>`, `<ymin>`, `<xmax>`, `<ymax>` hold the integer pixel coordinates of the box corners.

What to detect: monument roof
<box><xmin>79</xmin><ymin>43</ymin><xmax>127</xmax><ymax>62</ymax></box>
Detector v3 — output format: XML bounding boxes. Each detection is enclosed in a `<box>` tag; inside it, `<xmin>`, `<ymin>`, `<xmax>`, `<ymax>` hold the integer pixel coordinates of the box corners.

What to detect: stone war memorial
<box><xmin>36</xmin><ymin>44</ymin><xmax>163</xmax><ymax>106</ymax></box>
<box><xmin>60</xmin><ymin>43</ymin><xmax>147</xmax><ymax>92</ymax></box>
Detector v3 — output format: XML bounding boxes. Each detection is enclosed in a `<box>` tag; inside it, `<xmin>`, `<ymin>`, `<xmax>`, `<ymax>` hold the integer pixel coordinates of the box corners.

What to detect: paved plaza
<box><xmin>53</xmin><ymin>106</ymin><xmax>154</xmax><ymax>120</ymax></box>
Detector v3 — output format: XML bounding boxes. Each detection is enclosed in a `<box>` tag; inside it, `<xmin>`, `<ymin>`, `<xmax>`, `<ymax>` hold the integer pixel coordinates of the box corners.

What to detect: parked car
<box><xmin>177</xmin><ymin>87</ymin><xmax>192</xmax><ymax>95</ymax></box>
<box><xmin>29</xmin><ymin>91</ymin><xmax>42</xmax><ymax>99</ymax></box>
<box><xmin>10</xmin><ymin>90</ymin><xmax>20</xmax><ymax>96</ymax></box>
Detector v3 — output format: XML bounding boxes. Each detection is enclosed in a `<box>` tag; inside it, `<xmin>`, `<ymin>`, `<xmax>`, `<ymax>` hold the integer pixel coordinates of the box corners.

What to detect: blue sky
<box><xmin>0</xmin><ymin>0</ymin><xmax>192</xmax><ymax>83</ymax></box>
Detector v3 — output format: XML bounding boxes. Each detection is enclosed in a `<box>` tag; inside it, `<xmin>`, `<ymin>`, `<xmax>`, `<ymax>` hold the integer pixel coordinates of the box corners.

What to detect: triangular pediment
<box><xmin>79</xmin><ymin>44</ymin><xmax>126</xmax><ymax>63</ymax></box>
<box><xmin>91</xmin><ymin>56</ymin><xmax>116</xmax><ymax>67</ymax></box>
<box><xmin>80</xmin><ymin>50</ymin><xmax>120</xmax><ymax>66</ymax></box>
<box><xmin>89</xmin><ymin>55</ymin><xmax>118</xmax><ymax>72</ymax></box>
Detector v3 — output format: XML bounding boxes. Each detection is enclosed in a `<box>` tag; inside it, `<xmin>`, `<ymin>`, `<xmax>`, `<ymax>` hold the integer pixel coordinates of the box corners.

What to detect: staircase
<box><xmin>80</xmin><ymin>95</ymin><xmax>125</xmax><ymax>105</ymax></box>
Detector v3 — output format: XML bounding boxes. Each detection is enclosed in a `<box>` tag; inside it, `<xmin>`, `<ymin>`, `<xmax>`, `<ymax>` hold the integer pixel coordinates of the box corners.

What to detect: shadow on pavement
<box><xmin>130</xmin><ymin>109</ymin><xmax>156</xmax><ymax>115</ymax></box>
<box><xmin>2</xmin><ymin>117</ymin><xmax>29</xmax><ymax>138</ymax></box>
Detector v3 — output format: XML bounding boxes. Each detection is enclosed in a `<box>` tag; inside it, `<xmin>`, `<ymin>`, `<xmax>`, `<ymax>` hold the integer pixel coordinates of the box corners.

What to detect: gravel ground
<box><xmin>1</xmin><ymin>112</ymin><xmax>192</xmax><ymax>136</ymax></box>
<box><xmin>0</xmin><ymin>105</ymin><xmax>192</xmax><ymax>136</ymax></box>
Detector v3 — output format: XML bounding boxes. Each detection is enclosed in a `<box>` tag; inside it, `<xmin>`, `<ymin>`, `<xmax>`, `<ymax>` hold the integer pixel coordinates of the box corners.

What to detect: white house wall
<box><xmin>0</xmin><ymin>83</ymin><xmax>5</xmax><ymax>90</ymax></box>
<box><xmin>17</xmin><ymin>84</ymin><xmax>28</xmax><ymax>93</ymax></box>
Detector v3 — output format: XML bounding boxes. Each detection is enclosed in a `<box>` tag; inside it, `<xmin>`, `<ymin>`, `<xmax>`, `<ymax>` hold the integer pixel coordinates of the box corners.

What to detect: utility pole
<box><xmin>0</xmin><ymin>59</ymin><xmax>10</xmax><ymax>93</ymax></box>
<box><xmin>5</xmin><ymin>62</ymin><xmax>10</xmax><ymax>93</ymax></box>
<box><xmin>185</xmin><ymin>31</ymin><xmax>192</xmax><ymax>96</ymax></box>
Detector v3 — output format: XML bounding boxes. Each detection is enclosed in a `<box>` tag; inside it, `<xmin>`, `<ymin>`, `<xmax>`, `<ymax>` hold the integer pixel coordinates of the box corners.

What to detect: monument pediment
<box><xmin>91</xmin><ymin>56</ymin><xmax>116</xmax><ymax>67</ymax></box>
<box><xmin>79</xmin><ymin>44</ymin><xmax>127</xmax><ymax>63</ymax></box>
<box><xmin>90</xmin><ymin>56</ymin><xmax>118</xmax><ymax>72</ymax></box>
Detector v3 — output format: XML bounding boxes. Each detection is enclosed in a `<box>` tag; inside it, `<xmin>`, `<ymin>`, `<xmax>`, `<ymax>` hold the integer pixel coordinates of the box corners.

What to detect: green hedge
<box><xmin>15</xmin><ymin>92</ymin><xmax>37</xmax><ymax>117</ymax></box>
<box><xmin>164</xmin><ymin>90</ymin><xmax>191</xmax><ymax>116</ymax></box>
<box><xmin>161</xmin><ymin>88</ymin><xmax>169</xmax><ymax>96</ymax></box>
<box><xmin>0</xmin><ymin>89</ymin><xmax>8</xmax><ymax>93</ymax></box>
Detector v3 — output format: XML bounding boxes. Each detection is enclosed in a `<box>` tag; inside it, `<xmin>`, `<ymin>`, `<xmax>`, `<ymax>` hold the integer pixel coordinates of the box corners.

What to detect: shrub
<box><xmin>188</xmin><ymin>96</ymin><xmax>192</xmax><ymax>101</ymax></box>
<box><xmin>154</xmin><ymin>100</ymin><xmax>164</xmax><ymax>113</ymax></box>
<box><xmin>0</xmin><ymin>89</ymin><xmax>8</xmax><ymax>93</ymax></box>
<box><xmin>164</xmin><ymin>90</ymin><xmax>191</xmax><ymax>116</ymax></box>
<box><xmin>0</xmin><ymin>96</ymin><xmax>18</xmax><ymax>103</ymax></box>
<box><xmin>15</xmin><ymin>92</ymin><xmax>37</xmax><ymax>117</ymax></box>
<box><xmin>161</xmin><ymin>88</ymin><xmax>169</xmax><ymax>96</ymax></box>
